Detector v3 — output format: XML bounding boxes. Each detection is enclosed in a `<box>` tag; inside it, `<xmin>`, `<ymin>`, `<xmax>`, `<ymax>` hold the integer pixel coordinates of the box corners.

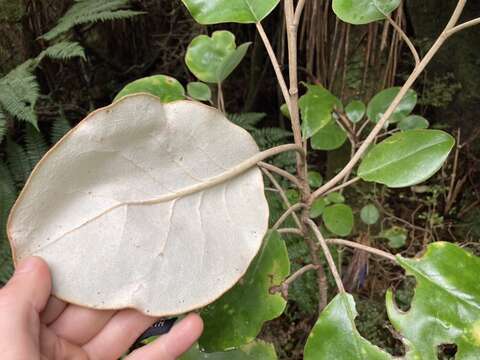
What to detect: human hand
<box><xmin>0</xmin><ymin>257</ymin><xmax>203</xmax><ymax>359</ymax></box>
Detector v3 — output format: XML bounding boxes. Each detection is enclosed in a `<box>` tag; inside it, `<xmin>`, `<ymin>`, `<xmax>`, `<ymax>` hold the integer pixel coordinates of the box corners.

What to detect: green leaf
<box><xmin>24</xmin><ymin>124</ymin><xmax>48</xmax><ymax>167</ymax></box>
<box><xmin>308</xmin><ymin>171</ymin><xmax>323</xmax><ymax>188</ymax></box>
<box><xmin>358</xmin><ymin>129</ymin><xmax>455</xmax><ymax>188</ymax></box>
<box><xmin>199</xmin><ymin>231</ymin><xmax>290</xmax><ymax>352</ymax></box>
<box><xmin>228</xmin><ymin>112</ymin><xmax>266</xmax><ymax>132</ymax></box>
<box><xmin>50</xmin><ymin>116</ymin><xmax>72</xmax><ymax>144</ymax></box>
<box><xmin>185</xmin><ymin>31</ymin><xmax>249</xmax><ymax>84</ymax></box>
<box><xmin>299</xmin><ymin>84</ymin><xmax>342</xmax><ymax>139</ymax></box>
<box><xmin>332</xmin><ymin>0</ymin><xmax>401</xmax><ymax>25</ymax></box>
<box><xmin>181</xmin><ymin>0</ymin><xmax>280</xmax><ymax>24</ymax></box>
<box><xmin>397</xmin><ymin>115</ymin><xmax>429</xmax><ymax>131</ymax></box>
<box><xmin>181</xmin><ymin>341</ymin><xmax>278</xmax><ymax>359</ymax></box>
<box><xmin>114</xmin><ymin>75</ymin><xmax>185</xmax><ymax>103</ymax></box>
<box><xmin>37</xmin><ymin>41</ymin><xmax>86</xmax><ymax>62</ymax></box>
<box><xmin>304</xmin><ymin>293</ymin><xmax>392</xmax><ymax>360</ymax></box>
<box><xmin>378</xmin><ymin>227</ymin><xmax>407</xmax><ymax>249</ymax></box>
<box><xmin>0</xmin><ymin>110</ymin><xmax>6</xmax><ymax>143</ymax></box>
<box><xmin>367</xmin><ymin>87</ymin><xmax>417</xmax><ymax>124</ymax></box>
<box><xmin>326</xmin><ymin>192</ymin><xmax>345</xmax><ymax>204</ymax></box>
<box><xmin>360</xmin><ymin>204</ymin><xmax>380</xmax><ymax>225</ymax></box>
<box><xmin>387</xmin><ymin>242</ymin><xmax>480</xmax><ymax>359</ymax></box>
<box><xmin>285</xmin><ymin>189</ymin><xmax>300</xmax><ymax>206</ymax></box>
<box><xmin>6</xmin><ymin>140</ymin><xmax>32</xmax><ymax>186</ymax></box>
<box><xmin>322</xmin><ymin>204</ymin><xmax>354</xmax><ymax>236</ymax></box>
<box><xmin>310</xmin><ymin>198</ymin><xmax>328</xmax><ymax>219</ymax></box>
<box><xmin>187</xmin><ymin>82</ymin><xmax>212</xmax><ymax>101</ymax></box>
<box><xmin>345</xmin><ymin>100</ymin><xmax>366</xmax><ymax>123</ymax></box>
<box><xmin>280</xmin><ymin>103</ymin><xmax>290</xmax><ymax>119</ymax></box>
<box><xmin>311</xmin><ymin>119</ymin><xmax>347</xmax><ymax>151</ymax></box>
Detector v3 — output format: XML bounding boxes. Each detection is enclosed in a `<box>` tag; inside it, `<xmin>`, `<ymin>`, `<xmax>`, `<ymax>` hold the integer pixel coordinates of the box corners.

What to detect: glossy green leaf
<box><xmin>199</xmin><ymin>231</ymin><xmax>290</xmax><ymax>352</ymax></box>
<box><xmin>332</xmin><ymin>0</ymin><xmax>401</xmax><ymax>25</ymax></box>
<box><xmin>326</xmin><ymin>192</ymin><xmax>345</xmax><ymax>204</ymax></box>
<box><xmin>299</xmin><ymin>84</ymin><xmax>342</xmax><ymax>139</ymax></box>
<box><xmin>322</xmin><ymin>204</ymin><xmax>354</xmax><ymax>236</ymax></box>
<box><xmin>181</xmin><ymin>341</ymin><xmax>278</xmax><ymax>359</ymax></box>
<box><xmin>387</xmin><ymin>242</ymin><xmax>480</xmax><ymax>359</ymax></box>
<box><xmin>185</xmin><ymin>31</ymin><xmax>249</xmax><ymax>84</ymax></box>
<box><xmin>311</xmin><ymin>119</ymin><xmax>347</xmax><ymax>151</ymax></box>
<box><xmin>378</xmin><ymin>227</ymin><xmax>407</xmax><ymax>249</ymax></box>
<box><xmin>360</xmin><ymin>204</ymin><xmax>380</xmax><ymax>225</ymax></box>
<box><xmin>358</xmin><ymin>130</ymin><xmax>455</xmax><ymax>188</ymax></box>
<box><xmin>367</xmin><ymin>87</ymin><xmax>417</xmax><ymax>124</ymax></box>
<box><xmin>308</xmin><ymin>171</ymin><xmax>323</xmax><ymax>188</ymax></box>
<box><xmin>310</xmin><ymin>198</ymin><xmax>328</xmax><ymax>219</ymax></box>
<box><xmin>181</xmin><ymin>0</ymin><xmax>280</xmax><ymax>24</ymax></box>
<box><xmin>397</xmin><ymin>115</ymin><xmax>429</xmax><ymax>131</ymax></box>
<box><xmin>304</xmin><ymin>293</ymin><xmax>392</xmax><ymax>360</ymax></box>
<box><xmin>114</xmin><ymin>75</ymin><xmax>185</xmax><ymax>103</ymax></box>
<box><xmin>187</xmin><ymin>82</ymin><xmax>212</xmax><ymax>101</ymax></box>
<box><xmin>345</xmin><ymin>100</ymin><xmax>366</xmax><ymax>123</ymax></box>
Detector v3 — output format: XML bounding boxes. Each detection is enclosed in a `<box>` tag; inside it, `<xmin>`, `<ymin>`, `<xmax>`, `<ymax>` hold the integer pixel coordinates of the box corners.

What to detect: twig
<box><xmin>326</xmin><ymin>238</ymin><xmax>397</xmax><ymax>262</ymax></box>
<box><xmin>445</xmin><ymin>129</ymin><xmax>461</xmax><ymax>214</ymax></box>
<box><xmin>307</xmin><ymin>219</ymin><xmax>346</xmax><ymax>293</ymax></box>
<box><xmin>256</xmin><ymin>22</ymin><xmax>292</xmax><ymax>112</ymax></box>
<box><xmin>293</xmin><ymin>0</ymin><xmax>307</xmax><ymax>27</ymax></box>
<box><xmin>217</xmin><ymin>82</ymin><xmax>225</xmax><ymax>112</ymax></box>
<box><xmin>261</xmin><ymin>168</ymin><xmax>303</xmax><ymax>230</ymax></box>
<box><xmin>277</xmin><ymin>228</ymin><xmax>304</xmax><ymax>236</ymax></box>
<box><xmin>271</xmin><ymin>264</ymin><xmax>319</xmax><ymax>299</ymax></box>
<box><xmin>446</xmin><ymin>17</ymin><xmax>480</xmax><ymax>36</ymax></box>
<box><xmin>322</xmin><ymin>177</ymin><xmax>361</xmax><ymax>197</ymax></box>
<box><xmin>272</xmin><ymin>203</ymin><xmax>306</xmax><ymax>231</ymax></box>
<box><xmin>258</xmin><ymin>162</ymin><xmax>302</xmax><ymax>189</ymax></box>
<box><xmin>308</xmin><ymin>0</ymin><xmax>470</xmax><ymax>205</ymax></box>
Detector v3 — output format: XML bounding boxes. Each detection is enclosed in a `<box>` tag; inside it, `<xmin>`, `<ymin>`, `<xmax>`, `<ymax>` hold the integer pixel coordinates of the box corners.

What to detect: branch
<box><xmin>322</xmin><ymin>177</ymin><xmax>361</xmax><ymax>197</ymax></box>
<box><xmin>326</xmin><ymin>238</ymin><xmax>397</xmax><ymax>262</ymax></box>
<box><xmin>258</xmin><ymin>162</ymin><xmax>302</xmax><ymax>189</ymax></box>
<box><xmin>293</xmin><ymin>0</ymin><xmax>306</xmax><ymax>27</ymax></box>
<box><xmin>446</xmin><ymin>17</ymin><xmax>480</xmax><ymax>36</ymax></box>
<box><xmin>256</xmin><ymin>22</ymin><xmax>292</xmax><ymax>112</ymax></box>
<box><xmin>277</xmin><ymin>227</ymin><xmax>304</xmax><ymax>236</ymax></box>
<box><xmin>308</xmin><ymin>0</ymin><xmax>468</xmax><ymax>205</ymax></box>
<box><xmin>272</xmin><ymin>203</ymin><xmax>306</xmax><ymax>231</ymax></box>
<box><xmin>271</xmin><ymin>264</ymin><xmax>319</xmax><ymax>299</ymax></box>
<box><xmin>307</xmin><ymin>219</ymin><xmax>346</xmax><ymax>293</ymax></box>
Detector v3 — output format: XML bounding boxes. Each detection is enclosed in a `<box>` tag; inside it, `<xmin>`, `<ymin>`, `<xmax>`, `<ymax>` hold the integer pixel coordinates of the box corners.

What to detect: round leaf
<box><xmin>378</xmin><ymin>227</ymin><xmax>407</xmax><ymax>249</ymax></box>
<box><xmin>185</xmin><ymin>31</ymin><xmax>249</xmax><ymax>84</ymax></box>
<box><xmin>304</xmin><ymin>294</ymin><xmax>391</xmax><ymax>360</ymax></box>
<box><xmin>326</xmin><ymin>192</ymin><xmax>345</xmax><ymax>204</ymax></box>
<box><xmin>311</xmin><ymin>119</ymin><xmax>348</xmax><ymax>151</ymax></box>
<box><xmin>360</xmin><ymin>204</ymin><xmax>380</xmax><ymax>225</ymax></box>
<box><xmin>397</xmin><ymin>115</ymin><xmax>429</xmax><ymax>131</ymax></box>
<box><xmin>367</xmin><ymin>87</ymin><xmax>417</xmax><ymax>124</ymax></box>
<box><xmin>387</xmin><ymin>243</ymin><xmax>480</xmax><ymax>358</ymax></box>
<box><xmin>308</xmin><ymin>171</ymin><xmax>323</xmax><ymax>188</ymax></box>
<box><xmin>358</xmin><ymin>129</ymin><xmax>455</xmax><ymax>188</ymax></box>
<box><xmin>181</xmin><ymin>0</ymin><xmax>280</xmax><ymax>24</ymax></box>
<box><xmin>7</xmin><ymin>94</ymin><xmax>269</xmax><ymax>316</ymax></box>
<box><xmin>345</xmin><ymin>100</ymin><xmax>366</xmax><ymax>123</ymax></box>
<box><xmin>199</xmin><ymin>231</ymin><xmax>290</xmax><ymax>352</ymax></box>
<box><xmin>310</xmin><ymin>198</ymin><xmax>328</xmax><ymax>219</ymax></box>
<box><xmin>280</xmin><ymin>103</ymin><xmax>290</xmax><ymax>119</ymax></box>
<box><xmin>299</xmin><ymin>84</ymin><xmax>342</xmax><ymax>139</ymax></box>
<box><xmin>322</xmin><ymin>204</ymin><xmax>354</xmax><ymax>236</ymax></box>
<box><xmin>114</xmin><ymin>75</ymin><xmax>185</xmax><ymax>103</ymax></box>
<box><xmin>332</xmin><ymin>0</ymin><xmax>401</xmax><ymax>25</ymax></box>
<box><xmin>187</xmin><ymin>82</ymin><xmax>212</xmax><ymax>101</ymax></box>
<box><xmin>181</xmin><ymin>341</ymin><xmax>278</xmax><ymax>360</ymax></box>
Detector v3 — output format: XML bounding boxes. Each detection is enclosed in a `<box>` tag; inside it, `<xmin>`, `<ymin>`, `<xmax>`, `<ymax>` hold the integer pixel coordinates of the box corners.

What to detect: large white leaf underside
<box><xmin>8</xmin><ymin>94</ymin><xmax>269</xmax><ymax>316</ymax></box>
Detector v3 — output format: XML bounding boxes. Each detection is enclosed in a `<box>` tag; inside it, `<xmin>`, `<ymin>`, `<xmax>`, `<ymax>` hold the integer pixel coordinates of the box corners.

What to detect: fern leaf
<box><xmin>0</xmin><ymin>161</ymin><xmax>16</xmax><ymax>283</ymax></box>
<box><xmin>38</xmin><ymin>41</ymin><xmax>86</xmax><ymax>62</ymax></box>
<box><xmin>41</xmin><ymin>0</ymin><xmax>145</xmax><ymax>41</ymax></box>
<box><xmin>24</xmin><ymin>125</ymin><xmax>49</xmax><ymax>167</ymax></box>
<box><xmin>51</xmin><ymin>116</ymin><xmax>72</xmax><ymax>144</ymax></box>
<box><xmin>252</xmin><ymin>127</ymin><xmax>292</xmax><ymax>150</ymax></box>
<box><xmin>228</xmin><ymin>112</ymin><xmax>266</xmax><ymax>132</ymax></box>
<box><xmin>6</xmin><ymin>140</ymin><xmax>32</xmax><ymax>186</ymax></box>
<box><xmin>0</xmin><ymin>109</ymin><xmax>6</xmax><ymax>144</ymax></box>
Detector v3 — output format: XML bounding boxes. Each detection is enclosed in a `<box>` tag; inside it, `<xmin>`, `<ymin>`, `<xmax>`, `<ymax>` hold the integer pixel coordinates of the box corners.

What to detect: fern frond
<box><xmin>252</xmin><ymin>127</ymin><xmax>292</xmax><ymax>151</ymax></box>
<box><xmin>51</xmin><ymin>115</ymin><xmax>72</xmax><ymax>144</ymax></box>
<box><xmin>6</xmin><ymin>140</ymin><xmax>32</xmax><ymax>186</ymax></box>
<box><xmin>0</xmin><ymin>161</ymin><xmax>16</xmax><ymax>283</ymax></box>
<box><xmin>228</xmin><ymin>112</ymin><xmax>266</xmax><ymax>132</ymax></box>
<box><xmin>0</xmin><ymin>61</ymin><xmax>39</xmax><ymax>128</ymax></box>
<box><xmin>0</xmin><ymin>110</ymin><xmax>6</xmax><ymax>144</ymax></box>
<box><xmin>41</xmin><ymin>0</ymin><xmax>145</xmax><ymax>41</ymax></box>
<box><xmin>38</xmin><ymin>41</ymin><xmax>86</xmax><ymax>62</ymax></box>
<box><xmin>25</xmin><ymin>125</ymin><xmax>49</xmax><ymax>167</ymax></box>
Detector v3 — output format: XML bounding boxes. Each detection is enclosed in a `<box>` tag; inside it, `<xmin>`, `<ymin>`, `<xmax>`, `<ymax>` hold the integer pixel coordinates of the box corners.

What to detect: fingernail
<box><xmin>15</xmin><ymin>257</ymin><xmax>40</xmax><ymax>274</ymax></box>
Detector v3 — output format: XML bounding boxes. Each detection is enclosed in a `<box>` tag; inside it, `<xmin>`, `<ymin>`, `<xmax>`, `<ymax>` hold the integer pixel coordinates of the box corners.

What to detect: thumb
<box><xmin>0</xmin><ymin>257</ymin><xmax>52</xmax><ymax>357</ymax></box>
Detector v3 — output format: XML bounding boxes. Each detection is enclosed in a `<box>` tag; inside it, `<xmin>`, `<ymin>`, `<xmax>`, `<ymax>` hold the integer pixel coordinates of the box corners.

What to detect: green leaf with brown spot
<box><xmin>387</xmin><ymin>242</ymin><xmax>480</xmax><ymax>359</ymax></box>
<box><xmin>199</xmin><ymin>231</ymin><xmax>290</xmax><ymax>352</ymax></box>
<box><xmin>114</xmin><ymin>75</ymin><xmax>185</xmax><ymax>103</ymax></box>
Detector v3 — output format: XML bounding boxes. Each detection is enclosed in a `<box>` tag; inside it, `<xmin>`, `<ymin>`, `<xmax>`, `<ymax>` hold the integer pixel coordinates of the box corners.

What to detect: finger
<box><xmin>83</xmin><ymin>309</ymin><xmax>158</xmax><ymax>360</ymax></box>
<box><xmin>41</xmin><ymin>296</ymin><xmax>67</xmax><ymax>325</ymax></box>
<box><xmin>49</xmin><ymin>305</ymin><xmax>115</xmax><ymax>345</ymax></box>
<box><xmin>0</xmin><ymin>257</ymin><xmax>51</xmax><ymax>358</ymax></box>
<box><xmin>126</xmin><ymin>313</ymin><xmax>203</xmax><ymax>360</ymax></box>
